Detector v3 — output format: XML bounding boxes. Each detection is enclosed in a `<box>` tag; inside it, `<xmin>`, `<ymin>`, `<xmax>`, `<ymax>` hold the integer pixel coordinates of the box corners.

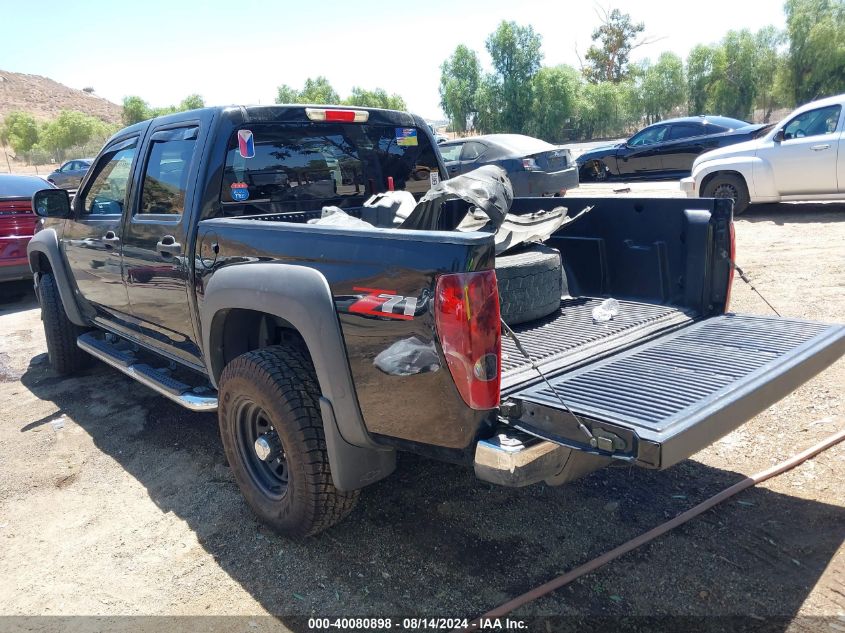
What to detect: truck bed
<box><xmin>502</xmin><ymin>297</ymin><xmax>696</xmax><ymax>390</ymax></box>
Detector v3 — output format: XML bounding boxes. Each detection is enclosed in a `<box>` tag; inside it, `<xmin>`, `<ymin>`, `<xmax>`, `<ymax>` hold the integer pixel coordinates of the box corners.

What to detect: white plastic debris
<box><xmin>50</xmin><ymin>415</ymin><xmax>67</xmax><ymax>431</ymax></box>
<box><xmin>307</xmin><ymin>206</ymin><xmax>374</xmax><ymax>229</ymax></box>
<box><xmin>592</xmin><ymin>298</ymin><xmax>621</xmax><ymax>323</ymax></box>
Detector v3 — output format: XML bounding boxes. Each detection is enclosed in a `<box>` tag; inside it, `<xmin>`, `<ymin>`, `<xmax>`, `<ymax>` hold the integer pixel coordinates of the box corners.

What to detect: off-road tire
<box><xmin>496</xmin><ymin>244</ymin><xmax>563</xmax><ymax>326</ymax></box>
<box><xmin>702</xmin><ymin>173</ymin><xmax>750</xmax><ymax>216</ymax></box>
<box><xmin>38</xmin><ymin>272</ymin><xmax>91</xmax><ymax>375</ymax></box>
<box><xmin>218</xmin><ymin>345</ymin><xmax>359</xmax><ymax>538</ymax></box>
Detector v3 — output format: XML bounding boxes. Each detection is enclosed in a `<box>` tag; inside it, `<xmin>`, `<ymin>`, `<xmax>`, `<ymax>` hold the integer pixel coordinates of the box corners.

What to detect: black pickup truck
<box><xmin>27</xmin><ymin>105</ymin><xmax>845</xmax><ymax>537</ymax></box>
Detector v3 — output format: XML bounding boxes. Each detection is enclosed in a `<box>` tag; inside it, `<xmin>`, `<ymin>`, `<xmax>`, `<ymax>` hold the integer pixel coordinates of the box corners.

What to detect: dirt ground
<box><xmin>0</xmin><ymin>184</ymin><xmax>843</xmax><ymax>631</ymax></box>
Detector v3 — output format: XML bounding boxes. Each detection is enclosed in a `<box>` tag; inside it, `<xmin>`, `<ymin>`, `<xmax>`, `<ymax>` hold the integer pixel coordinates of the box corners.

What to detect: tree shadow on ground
<box><xmin>19</xmin><ymin>358</ymin><xmax>845</xmax><ymax>631</ymax></box>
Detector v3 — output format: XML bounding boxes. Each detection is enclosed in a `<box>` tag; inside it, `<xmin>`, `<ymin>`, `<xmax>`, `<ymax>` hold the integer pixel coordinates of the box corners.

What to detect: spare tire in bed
<box><xmin>496</xmin><ymin>244</ymin><xmax>563</xmax><ymax>325</ymax></box>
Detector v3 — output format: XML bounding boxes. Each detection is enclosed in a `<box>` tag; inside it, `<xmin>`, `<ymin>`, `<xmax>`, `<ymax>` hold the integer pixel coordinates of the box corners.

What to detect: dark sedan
<box><xmin>47</xmin><ymin>158</ymin><xmax>93</xmax><ymax>190</ymax></box>
<box><xmin>576</xmin><ymin>116</ymin><xmax>771</xmax><ymax>181</ymax></box>
<box><xmin>0</xmin><ymin>174</ymin><xmax>56</xmax><ymax>283</ymax></box>
<box><xmin>439</xmin><ymin>134</ymin><xmax>578</xmax><ymax>196</ymax></box>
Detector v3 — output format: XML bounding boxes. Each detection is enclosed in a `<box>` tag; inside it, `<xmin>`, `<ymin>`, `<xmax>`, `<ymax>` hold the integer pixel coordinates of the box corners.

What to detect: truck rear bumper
<box><xmin>680</xmin><ymin>177</ymin><xmax>696</xmax><ymax>197</ymax></box>
<box><xmin>474</xmin><ymin>431</ymin><xmax>610</xmax><ymax>487</ymax></box>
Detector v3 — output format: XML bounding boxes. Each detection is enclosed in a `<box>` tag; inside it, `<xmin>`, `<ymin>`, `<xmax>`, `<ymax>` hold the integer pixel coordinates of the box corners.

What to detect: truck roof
<box><xmin>111</xmin><ymin>104</ymin><xmax>426</xmax><ymax>144</ymax></box>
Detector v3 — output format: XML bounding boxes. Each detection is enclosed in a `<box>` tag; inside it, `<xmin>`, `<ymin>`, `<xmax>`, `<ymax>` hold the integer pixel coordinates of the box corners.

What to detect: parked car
<box><xmin>681</xmin><ymin>94</ymin><xmax>845</xmax><ymax>214</ymax></box>
<box><xmin>0</xmin><ymin>174</ymin><xmax>55</xmax><ymax>284</ymax></box>
<box><xmin>439</xmin><ymin>134</ymin><xmax>578</xmax><ymax>196</ymax></box>
<box><xmin>577</xmin><ymin>116</ymin><xmax>770</xmax><ymax>182</ymax></box>
<box><xmin>427</xmin><ymin>124</ymin><xmax>448</xmax><ymax>144</ymax></box>
<box><xmin>47</xmin><ymin>158</ymin><xmax>94</xmax><ymax>190</ymax></box>
<box><xmin>27</xmin><ymin>105</ymin><xmax>845</xmax><ymax>539</ymax></box>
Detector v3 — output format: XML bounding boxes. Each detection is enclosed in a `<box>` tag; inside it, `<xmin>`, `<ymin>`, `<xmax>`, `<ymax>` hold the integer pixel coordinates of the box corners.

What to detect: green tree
<box><xmin>784</xmin><ymin>0</ymin><xmax>845</xmax><ymax>103</ymax></box>
<box><xmin>711</xmin><ymin>30</ymin><xmax>758</xmax><ymax>120</ymax></box>
<box><xmin>640</xmin><ymin>52</ymin><xmax>686</xmax><ymax>123</ymax></box>
<box><xmin>344</xmin><ymin>87</ymin><xmax>406</xmax><ymax>110</ymax></box>
<box><xmin>40</xmin><ymin>111</ymin><xmax>97</xmax><ymax>153</ymax></box>
<box><xmin>485</xmin><ymin>21</ymin><xmax>543</xmax><ymax>133</ymax></box>
<box><xmin>576</xmin><ymin>81</ymin><xmax>638</xmax><ymax>139</ymax></box>
<box><xmin>1</xmin><ymin>111</ymin><xmax>40</xmax><ymax>154</ymax></box>
<box><xmin>753</xmin><ymin>27</ymin><xmax>788</xmax><ymax>121</ymax></box>
<box><xmin>275</xmin><ymin>76</ymin><xmax>340</xmax><ymax>104</ymax></box>
<box><xmin>583</xmin><ymin>8</ymin><xmax>646</xmax><ymax>83</ymax></box>
<box><xmin>122</xmin><ymin>96</ymin><xmax>151</xmax><ymax>125</ymax></box>
<box><xmin>526</xmin><ymin>65</ymin><xmax>581</xmax><ymax>141</ymax></box>
<box><xmin>473</xmin><ymin>74</ymin><xmax>504</xmax><ymax>134</ymax></box>
<box><xmin>275</xmin><ymin>84</ymin><xmax>300</xmax><ymax>104</ymax></box>
<box><xmin>179</xmin><ymin>94</ymin><xmax>205</xmax><ymax>111</ymax></box>
<box><xmin>439</xmin><ymin>45</ymin><xmax>481</xmax><ymax>132</ymax></box>
<box><xmin>686</xmin><ymin>44</ymin><xmax>718</xmax><ymax>114</ymax></box>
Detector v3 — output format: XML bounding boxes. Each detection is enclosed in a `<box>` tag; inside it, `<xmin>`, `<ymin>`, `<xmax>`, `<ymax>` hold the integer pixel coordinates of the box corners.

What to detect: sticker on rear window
<box><xmin>429</xmin><ymin>170</ymin><xmax>440</xmax><ymax>188</ymax></box>
<box><xmin>231</xmin><ymin>182</ymin><xmax>249</xmax><ymax>201</ymax></box>
<box><xmin>396</xmin><ymin>128</ymin><xmax>418</xmax><ymax>146</ymax></box>
<box><xmin>237</xmin><ymin>130</ymin><xmax>255</xmax><ymax>158</ymax></box>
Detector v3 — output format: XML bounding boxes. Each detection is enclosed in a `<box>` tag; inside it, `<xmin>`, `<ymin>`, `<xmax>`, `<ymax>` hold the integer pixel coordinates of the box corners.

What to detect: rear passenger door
<box><xmin>457</xmin><ymin>141</ymin><xmax>489</xmax><ymax>175</ymax></box>
<box><xmin>122</xmin><ymin>124</ymin><xmax>204</xmax><ymax>368</ymax></box>
<box><xmin>658</xmin><ymin>123</ymin><xmax>709</xmax><ymax>174</ymax></box>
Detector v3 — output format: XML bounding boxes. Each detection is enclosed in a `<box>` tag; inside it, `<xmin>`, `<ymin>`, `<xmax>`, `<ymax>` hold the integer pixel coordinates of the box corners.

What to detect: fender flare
<box><xmin>26</xmin><ymin>228</ymin><xmax>87</xmax><ymax>327</ymax></box>
<box><xmin>200</xmin><ymin>262</ymin><xmax>395</xmax><ymax>491</ymax></box>
<box><xmin>692</xmin><ymin>157</ymin><xmax>775</xmax><ymax>201</ymax></box>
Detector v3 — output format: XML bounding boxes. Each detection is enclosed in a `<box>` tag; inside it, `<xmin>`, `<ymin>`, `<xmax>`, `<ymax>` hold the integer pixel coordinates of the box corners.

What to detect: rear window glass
<box><xmin>221</xmin><ymin>123</ymin><xmax>441</xmax><ymax>210</ymax></box>
<box><xmin>0</xmin><ymin>176</ymin><xmax>49</xmax><ymax>198</ymax></box>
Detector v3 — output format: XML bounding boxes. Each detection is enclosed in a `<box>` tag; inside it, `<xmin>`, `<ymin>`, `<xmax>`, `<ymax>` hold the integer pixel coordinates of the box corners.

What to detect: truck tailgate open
<box><xmin>506</xmin><ymin>314</ymin><xmax>845</xmax><ymax>469</ymax></box>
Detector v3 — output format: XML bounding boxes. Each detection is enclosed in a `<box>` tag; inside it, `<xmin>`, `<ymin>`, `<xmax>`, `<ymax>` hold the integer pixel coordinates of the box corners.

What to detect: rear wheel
<box><xmin>702</xmin><ymin>173</ymin><xmax>750</xmax><ymax>216</ymax></box>
<box><xmin>218</xmin><ymin>345</ymin><xmax>359</xmax><ymax>538</ymax></box>
<box><xmin>38</xmin><ymin>272</ymin><xmax>92</xmax><ymax>375</ymax></box>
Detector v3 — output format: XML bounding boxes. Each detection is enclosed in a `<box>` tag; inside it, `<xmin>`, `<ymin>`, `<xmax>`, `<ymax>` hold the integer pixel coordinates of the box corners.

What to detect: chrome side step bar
<box><xmin>77</xmin><ymin>332</ymin><xmax>218</xmax><ymax>412</ymax></box>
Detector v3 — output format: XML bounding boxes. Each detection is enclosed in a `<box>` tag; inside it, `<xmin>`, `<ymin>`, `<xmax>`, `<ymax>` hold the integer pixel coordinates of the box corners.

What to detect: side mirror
<box><xmin>32</xmin><ymin>189</ymin><xmax>72</xmax><ymax>219</ymax></box>
<box><xmin>773</xmin><ymin>129</ymin><xmax>785</xmax><ymax>143</ymax></box>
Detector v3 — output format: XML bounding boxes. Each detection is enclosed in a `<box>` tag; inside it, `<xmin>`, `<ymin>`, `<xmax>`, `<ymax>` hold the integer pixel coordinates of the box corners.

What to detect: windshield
<box><xmin>221</xmin><ymin>123</ymin><xmax>442</xmax><ymax>211</ymax></box>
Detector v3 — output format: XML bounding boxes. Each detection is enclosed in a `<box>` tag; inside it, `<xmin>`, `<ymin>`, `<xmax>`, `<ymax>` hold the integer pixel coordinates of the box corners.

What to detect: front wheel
<box><xmin>579</xmin><ymin>160</ymin><xmax>609</xmax><ymax>182</ymax></box>
<box><xmin>702</xmin><ymin>173</ymin><xmax>750</xmax><ymax>216</ymax></box>
<box><xmin>38</xmin><ymin>272</ymin><xmax>92</xmax><ymax>375</ymax></box>
<box><xmin>218</xmin><ymin>345</ymin><xmax>359</xmax><ymax>538</ymax></box>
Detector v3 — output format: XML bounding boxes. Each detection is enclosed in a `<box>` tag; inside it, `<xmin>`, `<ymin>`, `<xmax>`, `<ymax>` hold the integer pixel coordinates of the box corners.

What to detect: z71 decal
<box><xmin>348</xmin><ymin>287</ymin><xmax>419</xmax><ymax>320</ymax></box>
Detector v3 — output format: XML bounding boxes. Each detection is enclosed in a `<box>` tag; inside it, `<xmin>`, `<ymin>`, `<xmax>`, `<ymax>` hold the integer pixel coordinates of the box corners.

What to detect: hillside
<box><xmin>0</xmin><ymin>69</ymin><xmax>122</xmax><ymax>124</ymax></box>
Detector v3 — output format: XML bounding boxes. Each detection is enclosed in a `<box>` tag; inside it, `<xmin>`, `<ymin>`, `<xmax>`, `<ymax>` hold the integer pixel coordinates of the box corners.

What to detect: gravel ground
<box><xmin>0</xmin><ymin>185</ymin><xmax>843</xmax><ymax>631</ymax></box>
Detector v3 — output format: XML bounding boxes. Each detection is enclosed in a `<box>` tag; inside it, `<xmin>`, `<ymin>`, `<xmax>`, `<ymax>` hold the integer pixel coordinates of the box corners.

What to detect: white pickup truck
<box><xmin>681</xmin><ymin>93</ymin><xmax>845</xmax><ymax>214</ymax></box>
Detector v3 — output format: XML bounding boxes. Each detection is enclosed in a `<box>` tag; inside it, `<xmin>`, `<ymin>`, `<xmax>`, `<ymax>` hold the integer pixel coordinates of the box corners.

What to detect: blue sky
<box><xmin>2</xmin><ymin>0</ymin><xmax>786</xmax><ymax>120</ymax></box>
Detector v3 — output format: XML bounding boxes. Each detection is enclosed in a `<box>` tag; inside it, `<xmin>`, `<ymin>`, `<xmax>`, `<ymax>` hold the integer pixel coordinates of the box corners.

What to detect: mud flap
<box><xmin>505</xmin><ymin>314</ymin><xmax>845</xmax><ymax>469</ymax></box>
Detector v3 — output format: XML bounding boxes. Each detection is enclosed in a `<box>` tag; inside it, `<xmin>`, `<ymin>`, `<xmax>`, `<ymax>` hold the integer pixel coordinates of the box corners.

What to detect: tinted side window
<box><xmin>628</xmin><ymin>125</ymin><xmax>669</xmax><ymax>147</ymax></box>
<box><xmin>439</xmin><ymin>144</ymin><xmax>462</xmax><ymax>162</ymax></box>
<box><xmin>461</xmin><ymin>141</ymin><xmax>486</xmax><ymax>160</ymax></box>
<box><xmin>139</xmin><ymin>128</ymin><xmax>198</xmax><ymax>215</ymax></box>
<box><xmin>79</xmin><ymin>139</ymin><xmax>138</xmax><ymax>216</ymax></box>
<box><xmin>783</xmin><ymin>105</ymin><xmax>842</xmax><ymax>140</ymax></box>
<box><xmin>667</xmin><ymin>123</ymin><xmax>705</xmax><ymax>140</ymax></box>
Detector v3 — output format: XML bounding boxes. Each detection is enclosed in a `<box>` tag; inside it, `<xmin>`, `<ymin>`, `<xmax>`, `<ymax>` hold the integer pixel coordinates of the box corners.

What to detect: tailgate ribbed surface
<box><xmin>515</xmin><ymin>314</ymin><xmax>840</xmax><ymax>434</ymax></box>
<box><xmin>502</xmin><ymin>297</ymin><xmax>694</xmax><ymax>387</ymax></box>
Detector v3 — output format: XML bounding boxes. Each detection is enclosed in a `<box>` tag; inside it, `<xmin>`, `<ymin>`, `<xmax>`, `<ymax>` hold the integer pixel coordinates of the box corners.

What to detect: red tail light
<box><xmin>434</xmin><ymin>270</ymin><xmax>501</xmax><ymax>410</ymax></box>
<box><xmin>724</xmin><ymin>220</ymin><xmax>736</xmax><ymax>312</ymax></box>
<box><xmin>305</xmin><ymin>108</ymin><xmax>369</xmax><ymax>123</ymax></box>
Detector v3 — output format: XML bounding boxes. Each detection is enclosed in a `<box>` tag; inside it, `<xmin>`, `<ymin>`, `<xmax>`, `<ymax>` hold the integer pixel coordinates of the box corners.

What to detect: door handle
<box><xmin>102</xmin><ymin>231</ymin><xmax>120</xmax><ymax>248</ymax></box>
<box><xmin>156</xmin><ymin>235</ymin><xmax>182</xmax><ymax>256</ymax></box>
<box><xmin>810</xmin><ymin>144</ymin><xmax>830</xmax><ymax>151</ymax></box>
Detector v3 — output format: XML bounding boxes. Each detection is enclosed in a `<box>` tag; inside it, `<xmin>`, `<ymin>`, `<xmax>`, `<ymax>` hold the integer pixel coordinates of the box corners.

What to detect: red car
<box><xmin>0</xmin><ymin>174</ymin><xmax>55</xmax><ymax>284</ymax></box>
